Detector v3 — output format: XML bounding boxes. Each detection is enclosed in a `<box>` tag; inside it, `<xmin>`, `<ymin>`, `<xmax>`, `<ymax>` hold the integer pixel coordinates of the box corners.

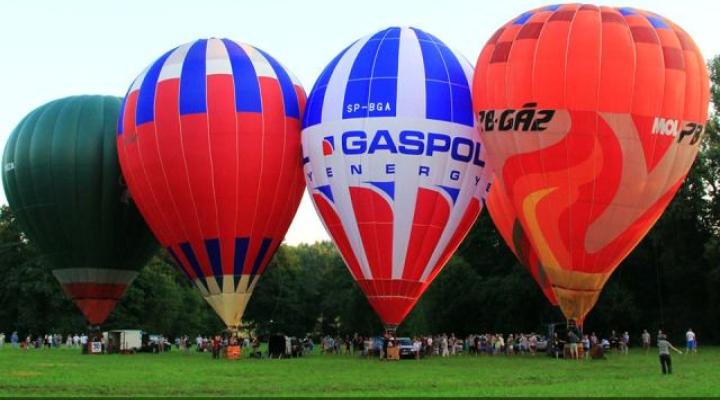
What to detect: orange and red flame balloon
<box><xmin>473</xmin><ymin>4</ymin><xmax>709</xmax><ymax>322</ymax></box>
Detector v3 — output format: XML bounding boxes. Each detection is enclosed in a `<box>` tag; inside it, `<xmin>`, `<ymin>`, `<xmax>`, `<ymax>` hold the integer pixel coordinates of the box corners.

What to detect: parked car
<box><xmin>397</xmin><ymin>337</ymin><xmax>416</xmax><ymax>359</ymax></box>
<box><xmin>536</xmin><ymin>336</ymin><xmax>548</xmax><ymax>351</ymax></box>
<box><xmin>141</xmin><ymin>334</ymin><xmax>172</xmax><ymax>353</ymax></box>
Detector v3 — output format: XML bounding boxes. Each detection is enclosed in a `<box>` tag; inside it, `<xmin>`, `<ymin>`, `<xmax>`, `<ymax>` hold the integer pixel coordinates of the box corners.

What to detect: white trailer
<box><xmin>103</xmin><ymin>330</ymin><xmax>142</xmax><ymax>353</ymax></box>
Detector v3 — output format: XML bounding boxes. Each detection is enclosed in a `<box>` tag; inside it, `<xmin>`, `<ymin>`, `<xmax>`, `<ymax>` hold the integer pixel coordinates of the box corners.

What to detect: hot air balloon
<box><xmin>473</xmin><ymin>4</ymin><xmax>709</xmax><ymax>324</ymax></box>
<box><xmin>117</xmin><ymin>38</ymin><xmax>306</xmax><ymax>331</ymax></box>
<box><xmin>2</xmin><ymin>95</ymin><xmax>158</xmax><ymax>325</ymax></box>
<box><xmin>302</xmin><ymin>27</ymin><xmax>492</xmax><ymax>332</ymax></box>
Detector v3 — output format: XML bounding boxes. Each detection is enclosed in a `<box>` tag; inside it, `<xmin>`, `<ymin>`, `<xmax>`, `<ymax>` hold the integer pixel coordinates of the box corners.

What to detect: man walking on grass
<box><xmin>657</xmin><ymin>331</ymin><xmax>682</xmax><ymax>375</ymax></box>
<box><xmin>685</xmin><ymin>329</ymin><xmax>697</xmax><ymax>355</ymax></box>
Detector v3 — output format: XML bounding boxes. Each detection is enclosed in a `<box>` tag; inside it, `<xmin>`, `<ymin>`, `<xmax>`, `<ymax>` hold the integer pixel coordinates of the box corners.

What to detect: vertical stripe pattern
<box><xmin>301</xmin><ymin>27</ymin><xmax>492</xmax><ymax>328</ymax></box>
<box><xmin>117</xmin><ymin>38</ymin><xmax>307</xmax><ymax>329</ymax></box>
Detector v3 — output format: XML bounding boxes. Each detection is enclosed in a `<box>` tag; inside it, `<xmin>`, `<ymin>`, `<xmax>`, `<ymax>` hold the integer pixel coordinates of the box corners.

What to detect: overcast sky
<box><xmin>1</xmin><ymin>0</ymin><xmax>718</xmax><ymax>245</ymax></box>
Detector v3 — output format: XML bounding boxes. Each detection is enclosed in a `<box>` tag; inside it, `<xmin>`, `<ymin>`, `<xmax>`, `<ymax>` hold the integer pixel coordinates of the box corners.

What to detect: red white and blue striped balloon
<box><xmin>117</xmin><ymin>38</ymin><xmax>306</xmax><ymax>329</ymax></box>
<box><xmin>302</xmin><ymin>27</ymin><xmax>492</xmax><ymax>329</ymax></box>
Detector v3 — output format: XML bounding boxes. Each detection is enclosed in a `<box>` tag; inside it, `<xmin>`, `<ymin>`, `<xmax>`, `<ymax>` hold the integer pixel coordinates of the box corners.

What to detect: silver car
<box><xmin>396</xmin><ymin>337</ymin><xmax>416</xmax><ymax>359</ymax></box>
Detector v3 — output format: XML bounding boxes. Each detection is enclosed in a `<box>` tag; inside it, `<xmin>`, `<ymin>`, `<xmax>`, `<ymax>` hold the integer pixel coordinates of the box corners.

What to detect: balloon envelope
<box><xmin>473</xmin><ymin>4</ymin><xmax>709</xmax><ymax>322</ymax></box>
<box><xmin>2</xmin><ymin>95</ymin><xmax>158</xmax><ymax>325</ymax></box>
<box><xmin>302</xmin><ymin>27</ymin><xmax>492</xmax><ymax>329</ymax></box>
<box><xmin>117</xmin><ymin>38</ymin><xmax>306</xmax><ymax>329</ymax></box>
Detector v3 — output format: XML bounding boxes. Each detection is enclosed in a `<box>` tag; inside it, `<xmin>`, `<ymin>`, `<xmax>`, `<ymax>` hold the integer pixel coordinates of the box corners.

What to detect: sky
<box><xmin>1</xmin><ymin>0</ymin><xmax>718</xmax><ymax>245</ymax></box>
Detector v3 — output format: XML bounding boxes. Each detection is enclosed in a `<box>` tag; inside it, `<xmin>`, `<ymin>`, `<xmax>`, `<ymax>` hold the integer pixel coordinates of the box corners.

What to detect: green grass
<box><xmin>0</xmin><ymin>346</ymin><xmax>718</xmax><ymax>397</ymax></box>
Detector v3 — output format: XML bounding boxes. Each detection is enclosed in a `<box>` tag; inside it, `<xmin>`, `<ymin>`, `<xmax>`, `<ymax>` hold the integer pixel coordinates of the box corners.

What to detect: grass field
<box><xmin>0</xmin><ymin>346</ymin><xmax>718</xmax><ymax>397</ymax></box>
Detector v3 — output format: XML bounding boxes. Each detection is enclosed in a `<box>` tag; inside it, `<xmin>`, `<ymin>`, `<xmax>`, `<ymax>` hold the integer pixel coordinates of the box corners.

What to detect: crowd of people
<box><xmin>0</xmin><ymin>331</ymin><xmax>89</xmax><ymax>350</ymax></box>
<box><xmin>173</xmin><ymin>334</ymin><xmax>263</xmax><ymax>359</ymax></box>
<box><xmin>0</xmin><ymin>327</ymin><xmax>701</xmax><ymax>373</ymax></box>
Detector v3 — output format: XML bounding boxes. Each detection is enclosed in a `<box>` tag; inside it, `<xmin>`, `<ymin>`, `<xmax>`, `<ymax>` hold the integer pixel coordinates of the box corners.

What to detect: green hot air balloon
<box><xmin>2</xmin><ymin>95</ymin><xmax>157</xmax><ymax>325</ymax></box>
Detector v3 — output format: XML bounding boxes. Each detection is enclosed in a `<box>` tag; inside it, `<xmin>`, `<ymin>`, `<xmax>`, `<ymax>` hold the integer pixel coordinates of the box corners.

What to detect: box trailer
<box><xmin>104</xmin><ymin>330</ymin><xmax>142</xmax><ymax>353</ymax></box>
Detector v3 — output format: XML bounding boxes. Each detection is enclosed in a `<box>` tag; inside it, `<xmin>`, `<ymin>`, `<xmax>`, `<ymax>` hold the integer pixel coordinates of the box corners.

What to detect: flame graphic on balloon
<box><xmin>473</xmin><ymin>4</ymin><xmax>709</xmax><ymax>323</ymax></box>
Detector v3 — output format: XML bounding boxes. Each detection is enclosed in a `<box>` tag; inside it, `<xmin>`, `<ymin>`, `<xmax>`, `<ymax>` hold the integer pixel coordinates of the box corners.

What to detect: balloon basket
<box><xmin>386</xmin><ymin>346</ymin><xmax>400</xmax><ymax>361</ymax></box>
<box><xmin>225</xmin><ymin>345</ymin><xmax>241</xmax><ymax>360</ymax></box>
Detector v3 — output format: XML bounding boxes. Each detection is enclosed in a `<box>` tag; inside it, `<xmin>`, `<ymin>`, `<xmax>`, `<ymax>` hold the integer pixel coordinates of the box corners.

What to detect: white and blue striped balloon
<box><xmin>301</xmin><ymin>26</ymin><xmax>492</xmax><ymax>329</ymax></box>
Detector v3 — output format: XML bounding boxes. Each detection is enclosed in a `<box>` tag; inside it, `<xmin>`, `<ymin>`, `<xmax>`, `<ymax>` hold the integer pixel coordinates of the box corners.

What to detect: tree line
<box><xmin>1</xmin><ymin>56</ymin><xmax>719</xmax><ymax>344</ymax></box>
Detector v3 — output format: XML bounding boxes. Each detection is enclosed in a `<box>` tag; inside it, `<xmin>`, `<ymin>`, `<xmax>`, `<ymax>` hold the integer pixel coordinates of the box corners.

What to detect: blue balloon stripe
<box><xmin>136</xmin><ymin>49</ymin><xmax>173</xmax><ymax>126</ymax></box>
<box><xmin>221</xmin><ymin>39</ymin><xmax>262</xmax><ymax>113</ymax></box>
<box><xmin>179</xmin><ymin>39</ymin><xmax>208</xmax><ymax>115</ymax></box>
<box><xmin>303</xmin><ymin>86</ymin><xmax>326</xmax><ymax>128</ymax></box>
<box><xmin>204</xmin><ymin>238</ymin><xmax>222</xmax><ymax>278</ymax></box>
<box><xmin>256</xmin><ymin>48</ymin><xmax>300</xmax><ymax>119</ymax></box>
<box><xmin>117</xmin><ymin>85</ymin><xmax>130</xmax><ymax>135</ymax></box>
<box><xmin>425</xmin><ymin>80</ymin><xmax>452</xmax><ymax>122</ymax></box>
<box><xmin>180</xmin><ymin>242</ymin><xmax>206</xmax><ymax>281</ymax></box>
<box><xmin>451</xmin><ymin>85</ymin><xmax>473</xmax><ymax>126</ymax></box>
<box><xmin>233</xmin><ymin>237</ymin><xmax>250</xmax><ymax>279</ymax></box>
<box><xmin>348</xmin><ymin>36</ymin><xmax>382</xmax><ymax>81</ymax></box>
<box><xmin>167</xmin><ymin>246</ymin><xmax>192</xmax><ymax>281</ymax></box>
<box><xmin>303</xmin><ymin>44</ymin><xmax>353</xmax><ymax>128</ymax></box>
<box><xmin>249</xmin><ymin>238</ymin><xmax>273</xmax><ymax>283</ymax></box>
<box><xmin>438</xmin><ymin>45</ymin><xmax>469</xmax><ymax>87</ymax></box>
<box><xmin>343</xmin><ymin>28</ymin><xmax>400</xmax><ymax>120</ymax></box>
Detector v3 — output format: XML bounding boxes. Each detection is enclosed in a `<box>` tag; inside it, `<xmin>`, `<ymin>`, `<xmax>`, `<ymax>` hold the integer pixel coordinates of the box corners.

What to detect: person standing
<box><xmin>495</xmin><ymin>334</ymin><xmax>505</xmax><ymax>355</ymax></box>
<box><xmin>529</xmin><ymin>333</ymin><xmax>538</xmax><ymax>356</ymax></box>
<box><xmin>11</xmin><ymin>332</ymin><xmax>19</xmax><ymax>349</ymax></box>
<box><xmin>622</xmin><ymin>331</ymin><xmax>630</xmax><ymax>355</ymax></box>
<box><xmin>551</xmin><ymin>332</ymin><xmax>562</xmax><ymax>359</ymax></box>
<box><xmin>590</xmin><ymin>332</ymin><xmax>598</xmax><ymax>348</ymax></box>
<box><xmin>0</xmin><ymin>332</ymin><xmax>5</xmax><ymax>349</ymax></box>
<box><xmin>685</xmin><ymin>329</ymin><xmax>697</xmax><ymax>354</ymax></box>
<box><xmin>641</xmin><ymin>330</ymin><xmax>651</xmax><ymax>352</ymax></box>
<box><xmin>567</xmin><ymin>329</ymin><xmax>579</xmax><ymax>360</ymax></box>
<box><xmin>582</xmin><ymin>334</ymin><xmax>590</xmax><ymax>360</ymax></box>
<box><xmin>412</xmin><ymin>337</ymin><xmax>422</xmax><ymax>360</ymax></box>
<box><xmin>657</xmin><ymin>331</ymin><xmax>682</xmax><ymax>374</ymax></box>
<box><xmin>506</xmin><ymin>334</ymin><xmax>515</xmax><ymax>356</ymax></box>
<box><xmin>285</xmin><ymin>335</ymin><xmax>292</xmax><ymax>358</ymax></box>
<box><xmin>382</xmin><ymin>333</ymin><xmax>389</xmax><ymax>360</ymax></box>
<box><xmin>212</xmin><ymin>335</ymin><xmax>221</xmax><ymax>359</ymax></box>
<box><xmin>441</xmin><ymin>334</ymin><xmax>449</xmax><ymax>357</ymax></box>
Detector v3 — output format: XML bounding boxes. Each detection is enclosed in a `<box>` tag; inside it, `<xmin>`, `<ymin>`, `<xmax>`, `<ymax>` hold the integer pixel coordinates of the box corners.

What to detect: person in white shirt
<box><xmin>685</xmin><ymin>329</ymin><xmax>697</xmax><ymax>354</ymax></box>
<box><xmin>0</xmin><ymin>332</ymin><xmax>5</xmax><ymax>348</ymax></box>
<box><xmin>621</xmin><ymin>332</ymin><xmax>630</xmax><ymax>355</ymax></box>
<box><xmin>412</xmin><ymin>337</ymin><xmax>422</xmax><ymax>360</ymax></box>
<box><xmin>441</xmin><ymin>335</ymin><xmax>449</xmax><ymax>357</ymax></box>
<box><xmin>641</xmin><ymin>329</ymin><xmax>651</xmax><ymax>352</ymax></box>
